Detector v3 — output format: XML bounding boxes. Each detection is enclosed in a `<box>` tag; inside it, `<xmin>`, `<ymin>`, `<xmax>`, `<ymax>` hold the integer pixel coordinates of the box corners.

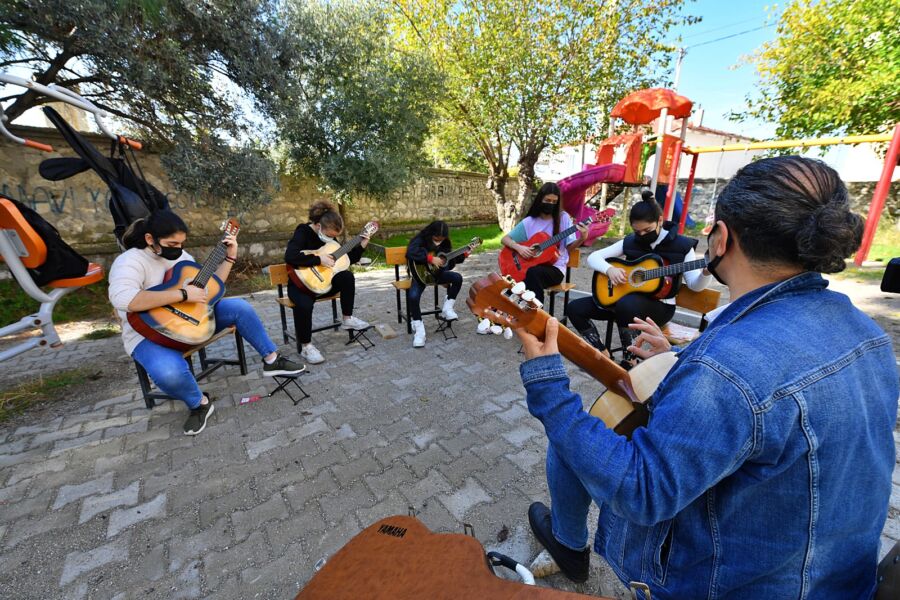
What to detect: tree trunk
<box><xmin>513</xmin><ymin>155</ymin><xmax>539</xmax><ymax>228</ymax></box>
<box><xmin>487</xmin><ymin>165</ymin><xmax>517</xmax><ymax>231</ymax></box>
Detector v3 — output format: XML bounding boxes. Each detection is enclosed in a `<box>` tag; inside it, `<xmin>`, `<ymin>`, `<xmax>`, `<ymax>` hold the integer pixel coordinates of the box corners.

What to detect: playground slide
<box><xmin>558</xmin><ymin>163</ymin><xmax>625</xmax><ymax>245</ymax></box>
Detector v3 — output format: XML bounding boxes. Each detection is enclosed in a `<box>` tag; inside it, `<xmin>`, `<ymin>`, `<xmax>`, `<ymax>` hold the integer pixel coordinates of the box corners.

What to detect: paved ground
<box><xmin>0</xmin><ymin>248</ymin><xmax>897</xmax><ymax>599</ymax></box>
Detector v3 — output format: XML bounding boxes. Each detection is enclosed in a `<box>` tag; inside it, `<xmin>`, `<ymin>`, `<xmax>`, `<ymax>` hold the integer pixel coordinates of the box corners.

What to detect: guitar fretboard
<box><xmin>190</xmin><ymin>239</ymin><xmax>229</xmax><ymax>288</ymax></box>
<box><xmin>641</xmin><ymin>257</ymin><xmax>708</xmax><ymax>281</ymax></box>
<box><xmin>537</xmin><ymin>218</ymin><xmax>592</xmax><ymax>252</ymax></box>
<box><xmin>442</xmin><ymin>241</ymin><xmax>480</xmax><ymax>262</ymax></box>
<box><xmin>332</xmin><ymin>235</ymin><xmax>364</xmax><ymax>261</ymax></box>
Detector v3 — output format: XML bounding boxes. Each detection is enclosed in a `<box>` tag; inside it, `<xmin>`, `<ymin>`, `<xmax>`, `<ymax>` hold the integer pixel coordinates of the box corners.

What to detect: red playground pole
<box><xmin>855</xmin><ymin>123</ymin><xmax>900</xmax><ymax>266</ymax></box>
<box><xmin>663</xmin><ymin>140</ymin><xmax>683</xmax><ymax>221</ymax></box>
<box><xmin>679</xmin><ymin>151</ymin><xmax>699</xmax><ymax>234</ymax></box>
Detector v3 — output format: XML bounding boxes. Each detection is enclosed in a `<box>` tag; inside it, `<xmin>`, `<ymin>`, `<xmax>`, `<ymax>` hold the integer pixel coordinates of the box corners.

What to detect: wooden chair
<box><xmin>547</xmin><ymin>248</ymin><xmax>580</xmax><ymax>323</ymax></box>
<box><xmin>135</xmin><ymin>325</ymin><xmax>247</xmax><ymax>409</ymax></box>
<box><xmin>0</xmin><ymin>196</ymin><xmax>104</xmax><ymax>362</ymax></box>
<box><xmin>385</xmin><ymin>246</ymin><xmax>445</xmax><ymax>334</ymax></box>
<box><xmin>662</xmin><ymin>287</ymin><xmax>722</xmax><ymax>346</ymax></box>
<box><xmin>265</xmin><ymin>263</ymin><xmax>341</xmax><ymax>352</ymax></box>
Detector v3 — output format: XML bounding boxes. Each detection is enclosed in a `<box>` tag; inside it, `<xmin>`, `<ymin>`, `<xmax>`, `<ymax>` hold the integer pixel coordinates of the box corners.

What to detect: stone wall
<box><xmin>0</xmin><ymin>125</ymin><xmax>511</xmax><ymax>268</ymax></box>
<box><xmin>677</xmin><ymin>178</ymin><xmax>900</xmax><ymax>224</ymax></box>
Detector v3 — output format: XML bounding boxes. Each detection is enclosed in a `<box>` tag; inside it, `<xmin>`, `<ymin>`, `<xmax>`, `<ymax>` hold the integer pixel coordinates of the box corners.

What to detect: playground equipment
<box><xmin>560</xmin><ymin>85</ymin><xmax>897</xmax><ymax>267</ymax></box>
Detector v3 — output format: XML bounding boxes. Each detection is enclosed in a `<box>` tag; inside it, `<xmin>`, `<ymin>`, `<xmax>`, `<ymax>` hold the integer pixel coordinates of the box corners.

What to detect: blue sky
<box><xmin>663</xmin><ymin>0</ymin><xmax>780</xmax><ymax>140</ymax></box>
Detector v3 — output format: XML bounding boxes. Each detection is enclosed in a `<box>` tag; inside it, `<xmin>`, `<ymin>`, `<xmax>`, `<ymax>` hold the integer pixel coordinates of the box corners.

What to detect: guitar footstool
<box><xmin>346</xmin><ymin>326</ymin><xmax>375</xmax><ymax>350</ymax></box>
<box><xmin>267</xmin><ymin>372</ymin><xmax>311</xmax><ymax>406</ymax></box>
<box><xmin>434</xmin><ymin>315</ymin><xmax>458</xmax><ymax>341</ymax></box>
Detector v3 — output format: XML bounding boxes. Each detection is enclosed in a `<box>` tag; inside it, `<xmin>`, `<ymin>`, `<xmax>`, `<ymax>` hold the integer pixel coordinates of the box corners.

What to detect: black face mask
<box><xmin>153</xmin><ymin>240</ymin><xmax>183</xmax><ymax>261</ymax></box>
<box><xmin>704</xmin><ymin>225</ymin><xmax>727</xmax><ymax>286</ymax></box>
<box><xmin>540</xmin><ymin>202</ymin><xmax>556</xmax><ymax>215</ymax></box>
<box><xmin>634</xmin><ymin>227</ymin><xmax>658</xmax><ymax>247</ymax></box>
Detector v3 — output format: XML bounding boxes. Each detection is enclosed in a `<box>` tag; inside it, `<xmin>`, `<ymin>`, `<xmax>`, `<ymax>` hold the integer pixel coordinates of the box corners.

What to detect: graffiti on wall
<box><xmin>0</xmin><ymin>181</ymin><xmax>198</xmax><ymax>215</ymax></box>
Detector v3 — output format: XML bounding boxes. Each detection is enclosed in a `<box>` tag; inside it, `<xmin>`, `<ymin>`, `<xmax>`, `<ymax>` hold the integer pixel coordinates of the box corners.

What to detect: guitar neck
<box><xmin>543</xmin><ymin>317</ymin><xmax>639</xmax><ymax>404</ymax></box>
<box><xmin>191</xmin><ymin>241</ymin><xmax>228</xmax><ymax>288</ymax></box>
<box><xmin>642</xmin><ymin>257</ymin><xmax>708</xmax><ymax>281</ymax></box>
<box><xmin>538</xmin><ymin>221</ymin><xmax>584</xmax><ymax>251</ymax></box>
<box><xmin>331</xmin><ymin>235</ymin><xmax>363</xmax><ymax>261</ymax></box>
<box><xmin>442</xmin><ymin>243</ymin><xmax>476</xmax><ymax>262</ymax></box>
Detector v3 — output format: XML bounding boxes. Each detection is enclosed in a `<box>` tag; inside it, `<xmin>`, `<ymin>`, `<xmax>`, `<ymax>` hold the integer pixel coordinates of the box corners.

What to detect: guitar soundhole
<box><xmin>633</xmin><ymin>271</ymin><xmax>644</xmax><ymax>283</ymax></box>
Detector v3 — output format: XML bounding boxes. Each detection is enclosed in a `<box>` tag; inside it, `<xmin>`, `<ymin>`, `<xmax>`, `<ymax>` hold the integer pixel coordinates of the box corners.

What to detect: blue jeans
<box><xmin>406</xmin><ymin>270</ymin><xmax>462</xmax><ymax>320</ymax></box>
<box><xmin>132</xmin><ymin>298</ymin><xmax>277</xmax><ymax>409</ymax></box>
<box><xmin>546</xmin><ymin>443</ymin><xmax>592</xmax><ymax>550</ymax></box>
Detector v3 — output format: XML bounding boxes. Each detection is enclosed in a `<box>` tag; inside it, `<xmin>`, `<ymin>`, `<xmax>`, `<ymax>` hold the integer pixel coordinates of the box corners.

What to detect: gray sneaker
<box><xmin>184</xmin><ymin>401</ymin><xmax>215</xmax><ymax>436</ymax></box>
<box><xmin>263</xmin><ymin>355</ymin><xmax>306</xmax><ymax>377</ymax></box>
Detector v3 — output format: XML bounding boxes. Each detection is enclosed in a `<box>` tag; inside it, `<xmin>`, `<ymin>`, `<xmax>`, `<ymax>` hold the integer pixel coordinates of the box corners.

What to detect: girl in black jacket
<box><xmin>405</xmin><ymin>221</ymin><xmax>467</xmax><ymax>347</ymax></box>
<box><xmin>284</xmin><ymin>201</ymin><xmax>370</xmax><ymax>364</ymax></box>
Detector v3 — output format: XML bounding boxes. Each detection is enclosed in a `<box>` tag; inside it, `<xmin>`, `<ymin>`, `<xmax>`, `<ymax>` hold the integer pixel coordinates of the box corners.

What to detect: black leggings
<box><xmin>288</xmin><ymin>270</ymin><xmax>356</xmax><ymax>344</ymax></box>
<box><xmin>523</xmin><ymin>264</ymin><xmax>564</xmax><ymax>304</ymax></box>
<box><xmin>565</xmin><ymin>294</ymin><xmax>675</xmax><ymax>349</ymax></box>
<box><xmin>407</xmin><ymin>270</ymin><xmax>463</xmax><ymax>320</ymax></box>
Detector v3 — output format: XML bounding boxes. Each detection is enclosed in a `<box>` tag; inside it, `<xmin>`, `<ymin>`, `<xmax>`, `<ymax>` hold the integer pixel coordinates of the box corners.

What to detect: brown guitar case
<box><xmin>294</xmin><ymin>515</ymin><xmax>609</xmax><ymax>599</ymax></box>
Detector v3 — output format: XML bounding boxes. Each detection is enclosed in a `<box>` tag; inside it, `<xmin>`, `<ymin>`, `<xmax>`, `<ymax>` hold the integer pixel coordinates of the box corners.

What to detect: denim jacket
<box><xmin>521</xmin><ymin>273</ymin><xmax>898</xmax><ymax>599</ymax></box>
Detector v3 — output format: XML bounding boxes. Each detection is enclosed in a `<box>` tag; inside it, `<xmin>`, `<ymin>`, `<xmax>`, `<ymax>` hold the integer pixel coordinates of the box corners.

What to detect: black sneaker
<box><xmin>263</xmin><ymin>355</ymin><xmax>306</xmax><ymax>377</ymax></box>
<box><xmin>528</xmin><ymin>502</ymin><xmax>590</xmax><ymax>583</ymax></box>
<box><xmin>183</xmin><ymin>401</ymin><xmax>215</xmax><ymax>436</ymax></box>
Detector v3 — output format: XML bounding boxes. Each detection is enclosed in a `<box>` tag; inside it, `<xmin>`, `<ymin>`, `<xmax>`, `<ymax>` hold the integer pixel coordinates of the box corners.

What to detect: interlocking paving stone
<box><xmin>0</xmin><ymin>253</ymin><xmax>895</xmax><ymax>599</ymax></box>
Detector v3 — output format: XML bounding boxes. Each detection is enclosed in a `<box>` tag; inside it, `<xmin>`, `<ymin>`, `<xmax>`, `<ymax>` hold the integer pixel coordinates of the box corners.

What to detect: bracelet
<box><xmin>180</xmin><ymin>288</ymin><xmax>188</xmax><ymax>302</ymax></box>
<box><xmin>224</xmin><ymin>256</ymin><xmax>236</xmax><ymax>264</ymax></box>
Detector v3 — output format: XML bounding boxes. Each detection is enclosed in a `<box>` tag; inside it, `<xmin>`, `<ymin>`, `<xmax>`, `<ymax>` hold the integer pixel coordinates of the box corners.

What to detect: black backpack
<box><xmin>3</xmin><ymin>194</ymin><xmax>89</xmax><ymax>286</ymax></box>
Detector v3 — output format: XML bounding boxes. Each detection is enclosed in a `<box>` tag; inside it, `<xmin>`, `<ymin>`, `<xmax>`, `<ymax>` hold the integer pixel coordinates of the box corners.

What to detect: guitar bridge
<box><xmin>163</xmin><ymin>305</ymin><xmax>200</xmax><ymax>326</ymax></box>
<box><xmin>513</xmin><ymin>255</ymin><xmax>521</xmax><ymax>270</ymax></box>
<box><xmin>311</xmin><ymin>267</ymin><xmax>325</xmax><ymax>282</ymax></box>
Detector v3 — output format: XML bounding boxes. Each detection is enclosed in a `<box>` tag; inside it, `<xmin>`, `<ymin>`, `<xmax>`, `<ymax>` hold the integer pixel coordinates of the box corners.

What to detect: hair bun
<box><xmin>795</xmin><ymin>201</ymin><xmax>864</xmax><ymax>273</ymax></box>
<box><xmin>308</xmin><ymin>200</ymin><xmax>336</xmax><ymax>223</ymax></box>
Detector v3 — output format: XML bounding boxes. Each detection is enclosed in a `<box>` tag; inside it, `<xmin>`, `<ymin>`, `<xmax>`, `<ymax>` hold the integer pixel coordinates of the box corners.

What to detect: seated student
<box><xmin>109</xmin><ymin>210</ymin><xmax>305</xmax><ymax>436</ymax></box>
<box><xmin>500</xmin><ymin>183</ymin><xmax>588</xmax><ymax>304</ymax></box>
<box><xmin>284</xmin><ymin>200</ymin><xmax>370</xmax><ymax>365</ymax></box>
<box><xmin>405</xmin><ymin>220</ymin><xmax>469</xmax><ymax>348</ymax></box>
<box><xmin>565</xmin><ymin>198</ymin><xmax>710</xmax><ymax>358</ymax></box>
<box><xmin>517</xmin><ymin>156</ymin><xmax>898</xmax><ymax>598</ymax></box>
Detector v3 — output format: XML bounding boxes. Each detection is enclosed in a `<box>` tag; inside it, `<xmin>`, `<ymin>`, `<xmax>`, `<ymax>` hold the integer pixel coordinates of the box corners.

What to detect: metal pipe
<box><xmin>687</xmin><ymin>133</ymin><xmax>894</xmax><ymax>154</ymax></box>
<box><xmin>854</xmin><ymin>123</ymin><xmax>900</xmax><ymax>266</ymax></box>
<box><xmin>679</xmin><ymin>152</ymin><xmax>700</xmax><ymax>234</ymax></box>
<box><xmin>663</xmin><ymin>140</ymin><xmax>683</xmax><ymax>220</ymax></box>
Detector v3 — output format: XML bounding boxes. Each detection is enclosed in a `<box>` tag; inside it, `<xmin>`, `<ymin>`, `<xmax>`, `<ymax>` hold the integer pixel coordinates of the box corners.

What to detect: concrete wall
<box><xmin>0</xmin><ymin>126</ymin><xmax>510</xmax><ymax>268</ymax></box>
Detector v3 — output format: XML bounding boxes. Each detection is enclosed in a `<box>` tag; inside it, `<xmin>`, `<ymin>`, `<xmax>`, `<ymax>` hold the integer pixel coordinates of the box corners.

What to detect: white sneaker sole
<box><xmin>184</xmin><ymin>403</ymin><xmax>214</xmax><ymax>436</ymax></box>
<box><xmin>264</xmin><ymin>365</ymin><xmax>307</xmax><ymax>377</ymax></box>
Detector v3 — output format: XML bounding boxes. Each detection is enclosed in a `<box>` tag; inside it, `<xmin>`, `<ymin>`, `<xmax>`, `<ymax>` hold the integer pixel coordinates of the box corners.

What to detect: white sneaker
<box><xmin>301</xmin><ymin>344</ymin><xmax>325</xmax><ymax>364</ymax></box>
<box><xmin>441</xmin><ymin>298</ymin><xmax>459</xmax><ymax>321</ymax></box>
<box><xmin>341</xmin><ymin>315</ymin><xmax>370</xmax><ymax>330</ymax></box>
<box><xmin>412</xmin><ymin>320</ymin><xmax>426</xmax><ymax>348</ymax></box>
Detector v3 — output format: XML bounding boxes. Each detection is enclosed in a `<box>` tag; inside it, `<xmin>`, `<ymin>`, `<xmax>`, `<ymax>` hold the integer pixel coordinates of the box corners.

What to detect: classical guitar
<box><xmin>467</xmin><ymin>272</ymin><xmax>678</xmax><ymax>437</ymax></box>
<box><xmin>127</xmin><ymin>219</ymin><xmax>240</xmax><ymax>351</ymax></box>
<box><xmin>295</xmin><ymin>515</ymin><xmax>606</xmax><ymax>599</ymax></box>
<box><xmin>498</xmin><ymin>208</ymin><xmax>615</xmax><ymax>282</ymax></box>
<box><xmin>591</xmin><ymin>253</ymin><xmax>707</xmax><ymax>307</ymax></box>
<box><xmin>289</xmin><ymin>220</ymin><xmax>379</xmax><ymax>296</ymax></box>
<box><xmin>408</xmin><ymin>237</ymin><xmax>482</xmax><ymax>287</ymax></box>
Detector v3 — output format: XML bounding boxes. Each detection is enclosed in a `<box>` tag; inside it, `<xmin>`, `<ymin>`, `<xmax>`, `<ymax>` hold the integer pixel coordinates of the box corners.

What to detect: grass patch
<box><xmin>831</xmin><ymin>222</ymin><xmax>898</xmax><ymax>283</ymax></box>
<box><xmin>0</xmin><ymin>277</ymin><xmax>113</xmax><ymax>326</ymax></box>
<box><xmin>80</xmin><ymin>326</ymin><xmax>121</xmax><ymax>340</ymax></box>
<box><xmin>0</xmin><ymin>368</ymin><xmax>99</xmax><ymax>423</ymax></box>
<box><xmin>378</xmin><ymin>223</ymin><xmax>504</xmax><ymax>252</ymax></box>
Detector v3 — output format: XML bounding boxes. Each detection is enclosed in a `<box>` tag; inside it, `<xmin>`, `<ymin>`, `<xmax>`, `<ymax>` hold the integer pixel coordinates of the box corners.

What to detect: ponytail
<box><xmin>122</xmin><ymin>210</ymin><xmax>189</xmax><ymax>249</ymax></box>
<box><xmin>308</xmin><ymin>200</ymin><xmax>343</xmax><ymax>232</ymax></box>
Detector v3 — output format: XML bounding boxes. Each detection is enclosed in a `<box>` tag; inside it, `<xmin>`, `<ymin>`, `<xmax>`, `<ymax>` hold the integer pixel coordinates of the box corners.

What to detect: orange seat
<box><xmin>47</xmin><ymin>262</ymin><xmax>104</xmax><ymax>288</ymax></box>
<box><xmin>0</xmin><ymin>197</ymin><xmax>47</xmax><ymax>268</ymax></box>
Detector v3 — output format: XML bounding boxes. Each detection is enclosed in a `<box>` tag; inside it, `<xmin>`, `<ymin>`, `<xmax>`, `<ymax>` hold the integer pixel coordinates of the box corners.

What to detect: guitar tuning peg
<box><xmin>511</xmin><ymin>282</ymin><xmax>527</xmax><ymax>296</ymax></box>
<box><xmin>503</xmin><ymin>327</ymin><xmax>514</xmax><ymax>340</ymax></box>
<box><xmin>477</xmin><ymin>318</ymin><xmax>492</xmax><ymax>334</ymax></box>
<box><xmin>530</xmin><ymin>298</ymin><xmax>543</xmax><ymax>310</ymax></box>
<box><xmin>490</xmin><ymin>324</ymin><xmax>503</xmax><ymax>335</ymax></box>
<box><xmin>521</xmin><ymin>290</ymin><xmax>536</xmax><ymax>303</ymax></box>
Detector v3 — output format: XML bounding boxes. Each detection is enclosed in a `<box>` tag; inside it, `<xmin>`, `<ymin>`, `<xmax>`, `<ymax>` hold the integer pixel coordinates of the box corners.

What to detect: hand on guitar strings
<box><xmin>515</xmin><ymin>244</ymin><xmax>536</xmax><ymax>259</ymax></box>
<box><xmin>627</xmin><ymin>317</ymin><xmax>671</xmax><ymax>359</ymax></box>
<box><xmin>320</xmin><ymin>254</ymin><xmax>336</xmax><ymax>268</ymax></box>
<box><xmin>606</xmin><ymin>267</ymin><xmax>627</xmax><ymax>286</ymax></box>
<box><xmin>516</xmin><ymin>317</ymin><xmax>560</xmax><ymax>360</ymax></box>
<box><xmin>184</xmin><ymin>284</ymin><xmax>208</xmax><ymax>303</ymax></box>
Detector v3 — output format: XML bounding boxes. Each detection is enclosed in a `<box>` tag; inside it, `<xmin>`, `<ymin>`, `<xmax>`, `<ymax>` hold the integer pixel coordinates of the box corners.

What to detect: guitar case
<box><xmin>294</xmin><ymin>515</ymin><xmax>607</xmax><ymax>599</ymax></box>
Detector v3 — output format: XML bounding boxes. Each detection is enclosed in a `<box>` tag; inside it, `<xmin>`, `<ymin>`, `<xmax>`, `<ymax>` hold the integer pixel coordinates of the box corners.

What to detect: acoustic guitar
<box><xmin>408</xmin><ymin>237</ymin><xmax>482</xmax><ymax>286</ymax></box>
<box><xmin>127</xmin><ymin>219</ymin><xmax>239</xmax><ymax>351</ymax></box>
<box><xmin>467</xmin><ymin>272</ymin><xmax>678</xmax><ymax>437</ymax></box>
<box><xmin>498</xmin><ymin>209</ymin><xmax>615</xmax><ymax>282</ymax></box>
<box><xmin>592</xmin><ymin>254</ymin><xmax>708</xmax><ymax>307</ymax></box>
<box><xmin>289</xmin><ymin>220</ymin><xmax>379</xmax><ymax>296</ymax></box>
<box><xmin>295</xmin><ymin>515</ymin><xmax>608</xmax><ymax>599</ymax></box>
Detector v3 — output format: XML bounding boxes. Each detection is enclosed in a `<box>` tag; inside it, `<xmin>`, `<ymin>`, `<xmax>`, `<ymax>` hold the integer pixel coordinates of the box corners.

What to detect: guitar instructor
<box><xmin>109</xmin><ymin>210</ymin><xmax>305</xmax><ymax>436</ymax></box>
<box><xmin>500</xmin><ymin>182</ymin><xmax>588</xmax><ymax>304</ymax></box>
<box><xmin>284</xmin><ymin>200</ymin><xmax>371</xmax><ymax>365</ymax></box>
<box><xmin>565</xmin><ymin>197</ymin><xmax>711</xmax><ymax>359</ymax></box>
<box><xmin>517</xmin><ymin>156</ymin><xmax>898</xmax><ymax>598</ymax></box>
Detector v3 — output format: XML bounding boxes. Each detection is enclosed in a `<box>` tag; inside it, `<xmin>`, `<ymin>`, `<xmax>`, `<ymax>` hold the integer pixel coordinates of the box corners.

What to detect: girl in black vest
<box><xmin>284</xmin><ymin>201</ymin><xmax>371</xmax><ymax>365</ymax></box>
<box><xmin>405</xmin><ymin>220</ymin><xmax>468</xmax><ymax>348</ymax></box>
<box><xmin>565</xmin><ymin>199</ymin><xmax>711</xmax><ymax>358</ymax></box>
